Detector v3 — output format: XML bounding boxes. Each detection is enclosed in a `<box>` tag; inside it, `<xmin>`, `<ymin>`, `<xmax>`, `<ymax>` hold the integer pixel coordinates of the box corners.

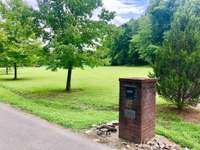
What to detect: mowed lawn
<box><xmin>0</xmin><ymin>67</ymin><xmax>200</xmax><ymax>149</ymax></box>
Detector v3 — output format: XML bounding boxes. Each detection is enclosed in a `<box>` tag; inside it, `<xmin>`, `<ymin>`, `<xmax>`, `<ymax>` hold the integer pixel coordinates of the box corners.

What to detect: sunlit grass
<box><xmin>0</xmin><ymin>66</ymin><xmax>199</xmax><ymax>149</ymax></box>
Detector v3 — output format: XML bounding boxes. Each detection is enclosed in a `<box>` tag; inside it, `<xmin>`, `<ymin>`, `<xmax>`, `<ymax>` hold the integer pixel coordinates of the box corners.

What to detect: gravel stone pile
<box><xmin>84</xmin><ymin>121</ymin><xmax>183</xmax><ymax>150</ymax></box>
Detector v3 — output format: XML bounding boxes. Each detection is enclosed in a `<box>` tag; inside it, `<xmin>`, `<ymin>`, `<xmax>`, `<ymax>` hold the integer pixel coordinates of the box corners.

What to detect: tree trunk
<box><xmin>13</xmin><ymin>63</ymin><xmax>17</xmax><ymax>80</ymax></box>
<box><xmin>6</xmin><ymin>66</ymin><xmax>8</xmax><ymax>75</ymax></box>
<box><xmin>66</xmin><ymin>64</ymin><xmax>72</xmax><ymax>92</ymax></box>
<box><xmin>177</xmin><ymin>104</ymin><xmax>184</xmax><ymax>110</ymax></box>
<box><xmin>177</xmin><ymin>100</ymin><xmax>184</xmax><ymax>110</ymax></box>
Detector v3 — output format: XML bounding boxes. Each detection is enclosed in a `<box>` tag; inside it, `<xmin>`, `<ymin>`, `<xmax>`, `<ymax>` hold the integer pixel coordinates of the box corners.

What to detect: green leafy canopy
<box><xmin>0</xmin><ymin>0</ymin><xmax>42</xmax><ymax>66</ymax></box>
<box><xmin>35</xmin><ymin>0</ymin><xmax>115</xmax><ymax>70</ymax></box>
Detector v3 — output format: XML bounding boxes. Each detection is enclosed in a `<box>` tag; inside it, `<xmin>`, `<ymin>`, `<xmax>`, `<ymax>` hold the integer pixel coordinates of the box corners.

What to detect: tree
<box><xmin>0</xmin><ymin>26</ymin><xmax>9</xmax><ymax>74</ymax></box>
<box><xmin>109</xmin><ymin>19</ymin><xmax>145</xmax><ymax>65</ymax></box>
<box><xmin>96</xmin><ymin>24</ymin><xmax>120</xmax><ymax>66</ymax></box>
<box><xmin>0</xmin><ymin>0</ymin><xmax>41</xmax><ymax>80</ymax></box>
<box><xmin>130</xmin><ymin>0</ymin><xmax>178</xmax><ymax>64</ymax></box>
<box><xmin>107</xmin><ymin>25</ymin><xmax>123</xmax><ymax>65</ymax></box>
<box><xmin>131</xmin><ymin>16</ymin><xmax>159</xmax><ymax>64</ymax></box>
<box><xmin>35</xmin><ymin>0</ymin><xmax>114</xmax><ymax>92</ymax></box>
<box><xmin>151</xmin><ymin>0</ymin><xmax>200</xmax><ymax>110</ymax></box>
<box><xmin>147</xmin><ymin>0</ymin><xmax>177</xmax><ymax>45</ymax></box>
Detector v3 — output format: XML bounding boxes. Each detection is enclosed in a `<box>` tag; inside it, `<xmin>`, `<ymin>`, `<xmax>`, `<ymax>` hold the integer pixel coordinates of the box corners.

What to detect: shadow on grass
<box><xmin>0</xmin><ymin>77</ymin><xmax>37</xmax><ymax>82</ymax></box>
<box><xmin>21</xmin><ymin>88</ymin><xmax>84</xmax><ymax>99</ymax></box>
<box><xmin>0</xmin><ymin>72</ymin><xmax>13</xmax><ymax>75</ymax></box>
<box><xmin>15</xmin><ymin>88</ymin><xmax>119</xmax><ymax>112</ymax></box>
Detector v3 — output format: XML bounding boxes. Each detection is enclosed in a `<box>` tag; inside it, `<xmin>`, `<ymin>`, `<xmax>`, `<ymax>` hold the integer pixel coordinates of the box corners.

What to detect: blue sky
<box><xmin>26</xmin><ymin>0</ymin><xmax>149</xmax><ymax>25</ymax></box>
<box><xmin>102</xmin><ymin>0</ymin><xmax>149</xmax><ymax>25</ymax></box>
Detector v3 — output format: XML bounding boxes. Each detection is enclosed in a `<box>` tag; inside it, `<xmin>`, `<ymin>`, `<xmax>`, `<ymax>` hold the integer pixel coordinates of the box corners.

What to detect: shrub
<box><xmin>151</xmin><ymin>0</ymin><xmax>200</xmax><ymax>110</ymax></box>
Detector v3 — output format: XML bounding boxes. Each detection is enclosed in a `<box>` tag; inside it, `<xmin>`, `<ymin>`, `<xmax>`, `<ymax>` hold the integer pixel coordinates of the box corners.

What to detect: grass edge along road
<box><xmin>0</xmin><ymin>67</ymin><xmax>200</xmax><ymax>149</ymax></box>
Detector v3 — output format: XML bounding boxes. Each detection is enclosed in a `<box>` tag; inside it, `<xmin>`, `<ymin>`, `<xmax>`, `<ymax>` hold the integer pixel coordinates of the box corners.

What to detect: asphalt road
<box><xmin>0</xmin><ymin>103</ymin><xmax>112</xmax><ymax>150</ymax></box>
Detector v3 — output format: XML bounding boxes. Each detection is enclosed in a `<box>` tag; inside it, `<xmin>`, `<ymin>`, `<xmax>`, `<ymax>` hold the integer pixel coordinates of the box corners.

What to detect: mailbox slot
<box><xmin>125</xmin><ymin>85</ymin><xmax>137</xmax><ymax>101</ymax></box>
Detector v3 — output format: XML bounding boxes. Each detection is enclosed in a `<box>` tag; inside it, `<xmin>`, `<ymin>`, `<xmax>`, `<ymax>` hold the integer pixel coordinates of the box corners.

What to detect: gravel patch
<box><xmin>84</xmin><ymin>121</ymin><xmax>183</xmax><ymax>150</ymax></box>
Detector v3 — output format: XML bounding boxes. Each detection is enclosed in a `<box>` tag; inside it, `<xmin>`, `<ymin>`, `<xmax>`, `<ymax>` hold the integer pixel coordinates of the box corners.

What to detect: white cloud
<box><xmin>103</xmin><ymin>0</ymin><xmax>145</xmax><ymax>15</ymax></box>
<box><xmin>25</xmin><ymin>0</ymin><xmax>148</xmax><ymax>25</ymax></box>
<box><xmin>25</xmin><ymin>0</ymin><xmax>38</xmax><ymax>8</ymax></box>
<box><xmin>111</xmin><ymin>16</ymin><xmax>130</xmax><ymax>25</ymax></box>
<box><xmin>103</xmin><ymin>0</ymin><xmax>148</xmax><ymax>25</ymax></box>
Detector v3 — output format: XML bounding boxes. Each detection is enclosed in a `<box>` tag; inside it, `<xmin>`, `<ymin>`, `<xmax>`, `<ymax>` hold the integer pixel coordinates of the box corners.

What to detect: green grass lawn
<box><xmin>0</xmin><ymin>67</ymin><xmax>200</xmax><ymax>149</ymax></box>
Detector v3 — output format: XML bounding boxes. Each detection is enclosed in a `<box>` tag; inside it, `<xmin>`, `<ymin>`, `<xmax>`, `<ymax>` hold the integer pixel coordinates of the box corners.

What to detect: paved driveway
<box><xmin>0</xmin><ymin>103</ymin><xmax>112</xmax><ymax>150</ymax></box>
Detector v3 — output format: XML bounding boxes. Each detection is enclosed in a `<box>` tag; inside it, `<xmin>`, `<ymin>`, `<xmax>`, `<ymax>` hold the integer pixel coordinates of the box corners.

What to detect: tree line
<box><xmin>107</xmin><ymin>0</ymin><xmax>179</xmax><ymax>66</ymax></box>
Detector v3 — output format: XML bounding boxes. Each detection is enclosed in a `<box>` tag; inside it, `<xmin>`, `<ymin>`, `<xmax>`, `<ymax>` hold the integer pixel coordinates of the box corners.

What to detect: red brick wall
<box><xmin>119</xmin><ymin>78</ymin><xmax>156</xmax><ymax>143</ymax></box>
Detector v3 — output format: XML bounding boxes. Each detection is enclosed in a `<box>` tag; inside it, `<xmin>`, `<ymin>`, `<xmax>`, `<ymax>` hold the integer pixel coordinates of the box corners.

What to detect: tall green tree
<box><xmin>35</xmin><ymin>0</ymin><xmax>114</xmax><ymax>92</ymax></box>
<box><xmin>97</xmin><ymin>24</ymin><xmax>120</xmax><ymax>66</ymax></box>
<box><xmin>109</xmin><ymin>19</ymin><xmax>145</xmax><ymax>65</ymax></box>
<box><xmin>0</xmin><ymin>26</ymin><xmax>9</xmax><ymax>74</ymax></box>
<box><xmin>131</xmin><ymin>16</ymin><xmax>159</xmax><ymax>64</ymax></box>
<box><xmin>152</xmin><ymin>0</ymin><xmax>200</xmax><ymax>110</ymax></box>
<box><xmin>147</xmin><ymin>0</ymin><xmax>177</xmax><ymax>45</ymax></box>
<box><xmin>0</xmin><ymin>27</ymin><xmax>7</xmax><ymax>61</ymax></box>
<box><xmin>0</xmin><ymin>0</ymin><xmax>41</xmax><ymax>80</ymax></box>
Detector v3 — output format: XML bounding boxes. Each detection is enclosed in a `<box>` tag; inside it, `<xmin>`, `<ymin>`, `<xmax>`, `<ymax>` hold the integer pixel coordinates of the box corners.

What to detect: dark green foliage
<box><xmin>152</xmin><ymin>0</ymin><xmax>200</xmax><ymax>109</ymax></box>
<box><xmin>0</xmin><ymin>29</ymin><xmax>8</xmax><ymax>67</ymax></box>
<box><xmin>109</xmin><ymin>0</ymin><xmax>179</xmax><ymax>65</ymax></box>
<box><xmin>109</xmin><ymin>20</ymin><xmax>146</xmax><ymax>65</ymax></box>
<box><xmin>147</xmin><ymin>0</ymin><xmax>177</xmax><ymax>45</ymax></box>
<box><xmin>131</xmin><ymin>16</ymin><xmax>159</xmax><ymax>64</ymax></box>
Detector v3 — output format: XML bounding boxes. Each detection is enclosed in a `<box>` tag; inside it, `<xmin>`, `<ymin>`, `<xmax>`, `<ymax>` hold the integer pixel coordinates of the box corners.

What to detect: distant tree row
<box><xmin>108</xmin><ymin>0</ymin><xmax>179</xmax><ymax>66</ymax></box>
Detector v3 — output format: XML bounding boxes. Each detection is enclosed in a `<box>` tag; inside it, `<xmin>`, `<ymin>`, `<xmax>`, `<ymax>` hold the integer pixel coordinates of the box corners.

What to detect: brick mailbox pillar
<box><xmin>119</xmin><ymin>78</ymin><xmax>156</xmax><ymax>143</ymax></box>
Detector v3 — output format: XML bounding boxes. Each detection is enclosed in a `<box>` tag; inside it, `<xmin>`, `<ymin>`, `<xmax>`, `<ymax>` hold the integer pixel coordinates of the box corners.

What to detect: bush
<box><xmin>151</xmin><ymin>1</ymin><xmax>200</xmax><ymax>110</ymax></box>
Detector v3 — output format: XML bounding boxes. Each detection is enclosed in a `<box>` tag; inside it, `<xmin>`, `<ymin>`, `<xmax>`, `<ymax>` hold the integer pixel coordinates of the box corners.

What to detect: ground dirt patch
<box><xmin>179</xmin><ymin>107</ymin><xmax>200</xmax><ymax>124</ymax></box>
<box><xmin>160</xmin><ymin>106</ymin><xmax>200</xmax><ymax>124</ymax></box>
